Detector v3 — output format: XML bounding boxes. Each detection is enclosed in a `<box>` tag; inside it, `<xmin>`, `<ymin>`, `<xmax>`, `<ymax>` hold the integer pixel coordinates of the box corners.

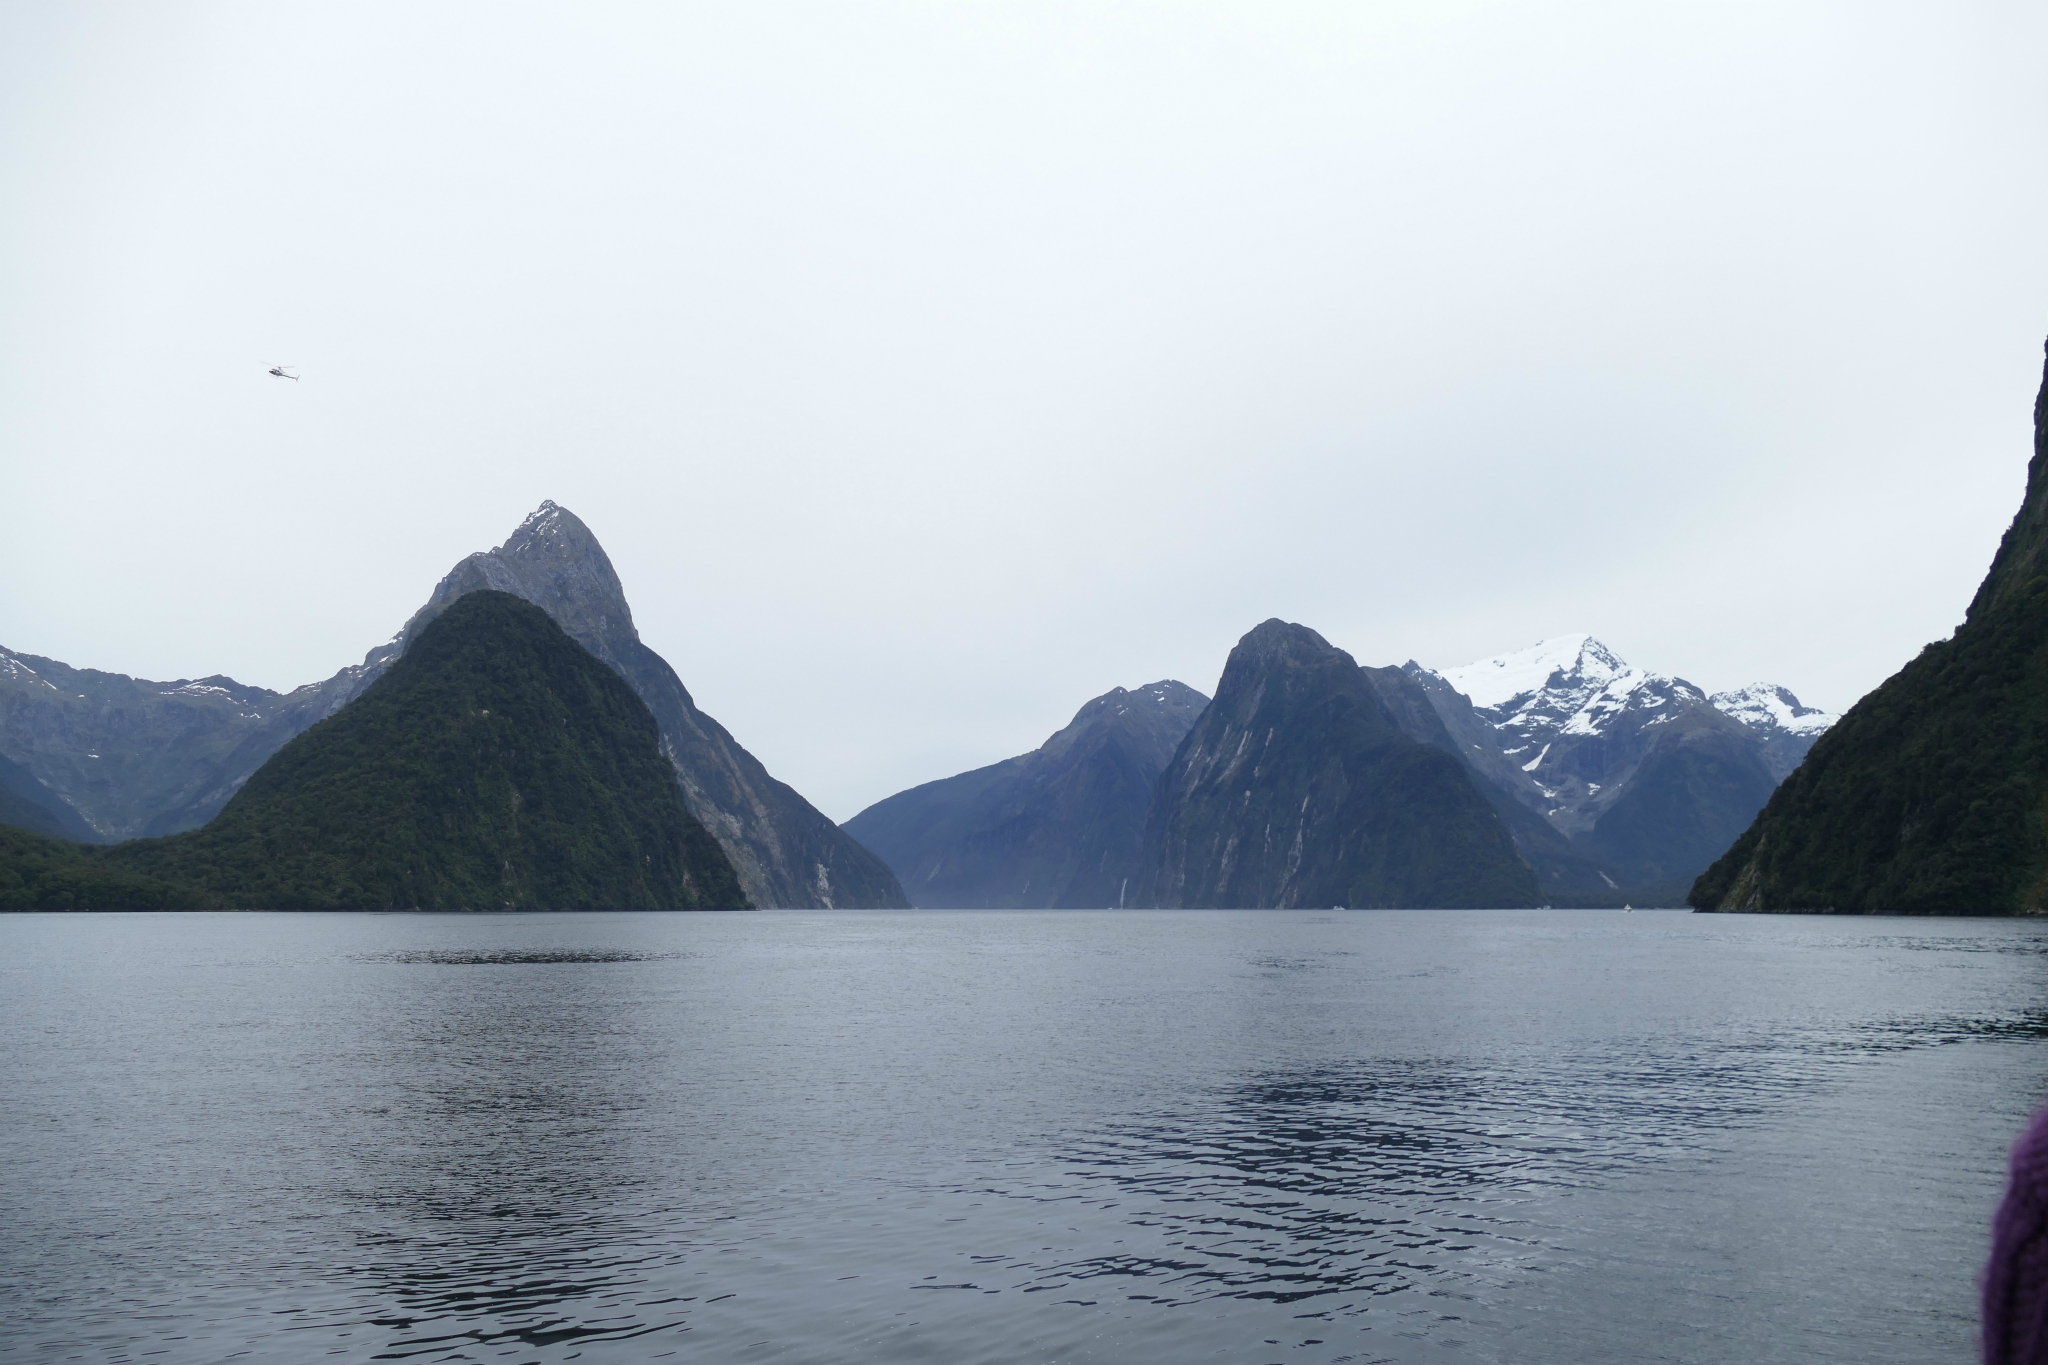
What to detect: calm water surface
<box><xmin>5</xmin><ymin>909</ymin><xmax>2047</xmax><ymax>1364</ymax></box>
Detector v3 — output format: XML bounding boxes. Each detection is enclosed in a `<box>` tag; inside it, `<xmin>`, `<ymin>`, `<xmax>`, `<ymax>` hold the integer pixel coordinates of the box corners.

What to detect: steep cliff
<box><xmin>1693</xmin><ymin>340</ymin><xmax>2048</xmax><ymax>913</ymax></box>
<box><xmin>1143</xmin><ymin>621</ymin><xmax>1537</xmax><ymax>908</ymax></box>
<box><xmin>844</xmin><ymin>680</ymin><xmax>1208</xmax><ymax>907</ymax></box>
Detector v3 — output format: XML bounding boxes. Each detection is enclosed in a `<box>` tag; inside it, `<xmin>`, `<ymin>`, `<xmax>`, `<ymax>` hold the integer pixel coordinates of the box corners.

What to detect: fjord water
<box><xmin>5</xmin><ymin>912</ymin><xmax>2046</xmax><ymax>1365</ymax></box>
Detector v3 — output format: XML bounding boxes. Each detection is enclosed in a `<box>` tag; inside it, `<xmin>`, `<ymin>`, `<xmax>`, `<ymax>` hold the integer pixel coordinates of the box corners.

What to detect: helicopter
<box><xmin>268</xmin><ymin>365</ymin><xmax>299</xmax><ymax>381</ymax></box>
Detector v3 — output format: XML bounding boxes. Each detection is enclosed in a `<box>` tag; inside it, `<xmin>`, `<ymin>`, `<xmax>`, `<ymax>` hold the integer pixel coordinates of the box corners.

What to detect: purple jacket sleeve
<box><xmin>1987</xmin><ymin>1106</ymin><xmax>2048</xmax><ymax>1364</ymax></box>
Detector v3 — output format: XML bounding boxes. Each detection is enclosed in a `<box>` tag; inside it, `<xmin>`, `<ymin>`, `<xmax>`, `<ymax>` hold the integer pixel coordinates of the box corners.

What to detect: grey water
<box><xmin>5</xmin><ymin>911</ymin><xmax>2047</xmax><ymax>1365</ymax></box>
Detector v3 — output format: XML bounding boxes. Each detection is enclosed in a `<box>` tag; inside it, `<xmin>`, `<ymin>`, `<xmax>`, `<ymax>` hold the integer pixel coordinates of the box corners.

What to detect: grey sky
<box><xmin>4</xmin><ymin>2</ymin><xmax>2046</xmax><ymax>820</ymax></box>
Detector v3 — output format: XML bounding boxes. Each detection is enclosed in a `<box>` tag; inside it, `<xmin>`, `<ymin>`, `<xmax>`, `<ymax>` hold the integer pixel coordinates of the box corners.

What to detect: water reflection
<box><xmin>7</xmin><ymin>911</ymin><xmax>2048</xmax><ymax>1365</ymax></box>
<box><xmin>305</xmin><ymin>955</ymin><xmax>695</xmax><ymax>1360</ymax></box>
<box><xmin>931</xmin><ymin>1007</ymin><xmax>2048</xmax><ymax>1330</ymax></box>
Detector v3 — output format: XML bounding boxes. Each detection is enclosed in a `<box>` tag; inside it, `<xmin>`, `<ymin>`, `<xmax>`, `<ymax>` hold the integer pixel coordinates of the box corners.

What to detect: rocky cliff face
<box><xmin>0</xmin><ymin>502</ymin><xmax>908</xmax><ymax>909</ymax></box>
<box><xmin>1142</xmin><ymin>621</ymin><xmax>1537</xmax><ymax>909</ymax></box>
<box><xmin>1693</xmin><ymin>339</ymin><xmax>2048</xmax><ymax>914</ymax></box>
<box><xmin>844</xmin><ymin>680</ymin><xmax>1208</xmax><ymax>908</ymax></box>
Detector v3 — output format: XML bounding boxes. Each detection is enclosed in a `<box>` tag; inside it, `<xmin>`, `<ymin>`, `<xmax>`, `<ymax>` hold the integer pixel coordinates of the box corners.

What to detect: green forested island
<box><xmin>0</xmin><ymin>591</ymin><xmax>746</xmax><ymax>911</ymax></box>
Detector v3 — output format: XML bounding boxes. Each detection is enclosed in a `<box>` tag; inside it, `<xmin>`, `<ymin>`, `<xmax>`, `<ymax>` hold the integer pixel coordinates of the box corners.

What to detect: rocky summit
<box><xmin>844</xmin><ymin>680</ymin><xmax>1209</xmax><ymax>908</ymax></box>
<box><xmin>1693</xmin><ymin>339</ymin><xmax>2048</xmax><ymax>913</ymax></box>
<box><xmin>1143</xmin><ymin>620</ymin><xmax>1537</xmax><ymax>909</ymax></box>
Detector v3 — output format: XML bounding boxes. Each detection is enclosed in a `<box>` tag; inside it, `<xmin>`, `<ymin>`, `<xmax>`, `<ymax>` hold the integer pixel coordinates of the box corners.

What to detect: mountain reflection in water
<box><xmin>5</xmin><ymin>909</ymin><xmax>2046</xmax><ymax>1365</ymax></box>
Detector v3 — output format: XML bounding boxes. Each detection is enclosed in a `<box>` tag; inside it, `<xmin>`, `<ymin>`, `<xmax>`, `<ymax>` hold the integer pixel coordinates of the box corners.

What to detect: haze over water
<box><xmin>6</xmin><ymin>910</ymin><xmax>2046</xmax><ymax>1364</ymax></box>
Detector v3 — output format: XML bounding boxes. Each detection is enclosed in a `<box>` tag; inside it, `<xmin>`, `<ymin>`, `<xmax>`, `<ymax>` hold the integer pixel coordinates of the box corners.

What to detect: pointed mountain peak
<box><xmin>399</xmin><ymin>503</ymin><xmax>639</xmax><ymax>667</ymax></box>
<box><xmin>500</xmin><ymin>499</ymin><xmax>606</xmax><ymax>562</ymax></box>
<box><xmin>1135</xmin><ymin>679</ymin><xmax>1206</xmax><ymax>708</ymax></box>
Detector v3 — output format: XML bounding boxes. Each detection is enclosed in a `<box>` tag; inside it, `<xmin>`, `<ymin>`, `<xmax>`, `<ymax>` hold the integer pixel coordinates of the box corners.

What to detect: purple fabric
<box><xmin>1986</xmin><ymin>1106</ymin><xmax>2048</xmax><ymax>1364</ymax></box>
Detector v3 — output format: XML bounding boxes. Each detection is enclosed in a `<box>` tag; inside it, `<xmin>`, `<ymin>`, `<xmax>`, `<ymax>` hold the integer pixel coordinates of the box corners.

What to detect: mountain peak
<box><xmin>1145</xmin><ymin>618</ymin><xmax>1535</xmax><ymax>908</ymax></box>
<box><xmin>1234</xmin><ymin>619</ymin><xmax>1347</xmax><ymax>671</ymax></box>
<box><xmin>401</xmin><ymin>502</ymin><xmax>639</xmax><ymax>667</ymax></box>
<box><xmin>1440</xmin><ymin>634</ymin><xmax>1630</xmax><ymax>712</ymax></box>
<box><xmin>1709</xmin><ymin>683</ymin><xmax>1836</xmax><ymax>739</ymax></box>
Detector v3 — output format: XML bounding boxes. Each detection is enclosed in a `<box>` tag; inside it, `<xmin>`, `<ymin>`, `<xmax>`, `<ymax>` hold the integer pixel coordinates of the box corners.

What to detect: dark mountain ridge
<box><xmin>844</xmin><ymin>680</ymin><xmax>1208</xmax><ymax>908</ymax></box>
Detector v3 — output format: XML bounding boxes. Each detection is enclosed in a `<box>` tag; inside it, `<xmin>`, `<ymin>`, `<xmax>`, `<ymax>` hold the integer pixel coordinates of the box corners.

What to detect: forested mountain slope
<box><xmin>1693</xmin><ymin>339</ymin><xmax>2048</xmax><ymax>913</ymax></box>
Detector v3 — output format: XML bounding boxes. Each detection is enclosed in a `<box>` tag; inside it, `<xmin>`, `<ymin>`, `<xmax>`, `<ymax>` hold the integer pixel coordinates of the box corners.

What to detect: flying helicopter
<box><xmin>268</xmin><ymin>365</ymin><xmax>299</xmax><ymax>381</ymax></box>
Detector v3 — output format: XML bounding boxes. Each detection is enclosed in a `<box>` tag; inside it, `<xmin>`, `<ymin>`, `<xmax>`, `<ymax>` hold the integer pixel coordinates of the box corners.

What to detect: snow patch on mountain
<box><xmin>1441</xmin><ymin>634</ymin><xmax>1619</xmax><ymax>711</ymax></box>
<box><xmin>1710</xmin><ymin>683</ymin><xmax>1835</xmax><ymax>738</ymax></box>
<box><xmin>1440</xmin><ymin>635</ymin><xmax>1704</xmax><ymax>755</ymax></box>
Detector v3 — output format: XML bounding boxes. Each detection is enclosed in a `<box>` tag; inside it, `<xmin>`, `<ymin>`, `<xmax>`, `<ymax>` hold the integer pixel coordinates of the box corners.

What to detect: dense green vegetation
<box><xmin>4</xmin><ymin>591</ymin><xmax>748</xmax><ymax>910</ymax></box>
<box><xmin>1693</xmin><ymin>343</ymin><xmax>2048</xmax><ymax>913</ymax></box>
<box><xmin>1690</xmin><ymin>577</ymin><xmax>2048</xmax><ymax>912</ymax></box>
<box><xmin>0</xmin><ymin>825</ymin><xmax>206</xmax><ymax>910</ymax></box>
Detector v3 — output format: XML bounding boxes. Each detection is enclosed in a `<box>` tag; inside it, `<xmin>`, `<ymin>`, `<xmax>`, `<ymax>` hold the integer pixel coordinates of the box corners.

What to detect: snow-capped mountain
<box><xmin>1437</xmin><ymin>634</ymin><xmax>1714</xmax><ymax>789</ymax></box>
<box><xmin>1708</xmin><ymin>682</ymin><xmax>1837</xmax><ymax>780</ymax></box>
<box><xmin>1394</xmin><ymin>635</ymin><xmax>1833</xmax><ymax>900</ymax></box>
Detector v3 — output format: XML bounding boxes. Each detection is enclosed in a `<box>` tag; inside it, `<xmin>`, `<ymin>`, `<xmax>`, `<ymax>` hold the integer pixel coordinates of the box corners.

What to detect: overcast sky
<box><xmin>4</xmin><ymin>2</ymin><xmax>2046</xmax><ymax>821</ymax></box>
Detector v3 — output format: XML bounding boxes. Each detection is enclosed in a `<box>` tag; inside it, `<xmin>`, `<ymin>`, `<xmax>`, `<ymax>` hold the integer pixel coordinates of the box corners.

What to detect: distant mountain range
<box><xmin>0</xmin><ymin>503</ymin><xmax>908</xmax><ymax>909</ymax></box>
<box><xmin>847</xmin><ymin>627</ymin><xmax>1834</xmax><ymax>908</ymax></box>
<box><xmin>1694</xmin><ymin>337</ymin><xmax>2048</xmax><ymax>913</ymax></box>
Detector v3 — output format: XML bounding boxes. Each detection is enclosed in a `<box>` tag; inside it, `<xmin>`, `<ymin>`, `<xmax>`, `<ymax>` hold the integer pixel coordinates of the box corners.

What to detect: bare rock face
<box><xmin>844</xmin><ymin>680</ymin><xmax>1209</xmax><ymax>908</ymax></box>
